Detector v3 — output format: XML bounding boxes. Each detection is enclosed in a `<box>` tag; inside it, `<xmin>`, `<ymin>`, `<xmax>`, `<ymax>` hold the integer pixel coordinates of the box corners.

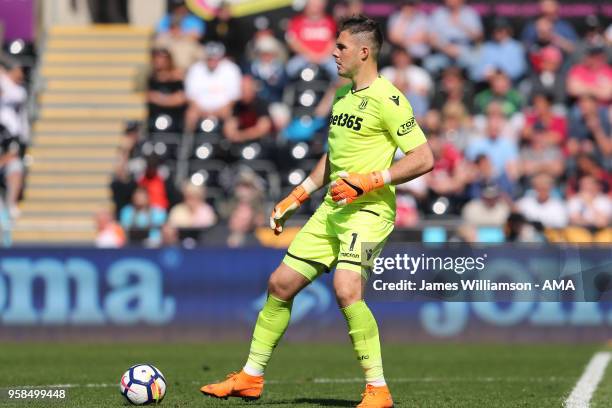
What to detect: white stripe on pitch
<box><xmin>565</xmin><ymin>352</ymin><xmax>612</xmax><ymax>408</ymax></box>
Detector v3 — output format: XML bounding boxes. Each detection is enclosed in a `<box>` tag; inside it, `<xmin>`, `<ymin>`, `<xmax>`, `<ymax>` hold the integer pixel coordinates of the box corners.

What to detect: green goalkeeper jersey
<box><xmin>324</xmin><ymin>75</ymin><xmax>427</xmax><ymax>221</ymax></box>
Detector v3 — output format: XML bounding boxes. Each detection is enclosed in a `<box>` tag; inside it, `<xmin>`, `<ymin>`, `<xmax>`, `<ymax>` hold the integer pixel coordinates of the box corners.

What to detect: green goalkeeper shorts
<box><xmin>283</xmin><ymin>201</ymin><xmax>394</xmax><ymax>281</ymax></box>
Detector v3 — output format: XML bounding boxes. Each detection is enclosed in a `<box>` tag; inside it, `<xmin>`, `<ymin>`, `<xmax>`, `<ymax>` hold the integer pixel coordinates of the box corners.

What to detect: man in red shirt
<box><xmin>567</xmin><ymin>45</ymin><xmax>612</xmax><ymax>104</ymax></box>
<box><xmin>286</xmin><ymin>0</ymin><xmax>337</xmax><ymax>79</ymax></box>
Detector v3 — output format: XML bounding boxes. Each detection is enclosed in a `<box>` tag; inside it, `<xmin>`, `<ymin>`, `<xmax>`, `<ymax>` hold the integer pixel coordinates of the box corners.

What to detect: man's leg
<box><xmin>200</xmin><ymin>262</ymin><xmax>310</xmax><ymax>400</ymax></box>
<box><xmin>335</xmin><ymin>268</ymin><xmax>393</xmax><ymax>407</ymax></box>
<box><xmin>334</xmin><ymin>268</ymin><xmax>385</xmax><ymax>386</ymax></box>
<box><xmin>184</xmin><ymin>103</ymin><xmax>203</xmax><ymax>134</ymax></box>
<box><xmin>201</xmin><ymin>204</ymin><xmax>334</xmax><ymax>400</ymax></box>
<box><xmin>244</xmin><ymin>262</ymin><xmax>310</xmax><ymax>375</ymax></box>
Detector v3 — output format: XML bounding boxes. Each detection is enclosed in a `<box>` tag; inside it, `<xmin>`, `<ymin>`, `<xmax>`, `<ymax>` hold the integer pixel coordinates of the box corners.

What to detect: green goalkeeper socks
<box><xmin>341</xmin><ymin>300</ymin><xmax>385</xmax><ymax>385</ymax></box>
<box><xmin>244</xmin><ymin>295</ymin><xmax>293</xmax><ymax>375</ymax></box>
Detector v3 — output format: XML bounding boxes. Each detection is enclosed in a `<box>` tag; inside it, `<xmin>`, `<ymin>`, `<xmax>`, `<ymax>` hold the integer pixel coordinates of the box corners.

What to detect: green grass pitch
<box><xmin>0</xmin><ymin>342</ymin><xmax>610</xmax><ymax>407</ymax></box>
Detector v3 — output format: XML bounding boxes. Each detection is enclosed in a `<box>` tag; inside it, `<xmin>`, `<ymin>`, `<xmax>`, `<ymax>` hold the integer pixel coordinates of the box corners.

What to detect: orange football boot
<box><xmin>200</xmin><ymin>370</ymin><xmax>263</xmax><ymax>401</ymax></box>
<box><xmin>357</xmin><ymin>384</ymin><xmax>394</xmax><ymax>408</ymax></box>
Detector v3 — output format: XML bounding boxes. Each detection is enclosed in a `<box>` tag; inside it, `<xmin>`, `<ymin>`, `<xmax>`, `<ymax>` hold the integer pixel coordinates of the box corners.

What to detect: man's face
<box><xmin>206</xmin><ymin>56</ymin><xmax>222</xmax><ymax>71</ymax></box>
<box><xmin>540</xmin><ymin>0</ymin><xmax>558</xmax><ymax>18</ymax></box>
<box><xmin>333</xmin><ymin>30</ymin><xmax>365</xmax><ymax>79</ymax></box>
<box><xmin>533</xmin><ymin>177</ymin><xmax>552</xmax><ymax>201</ymax></box>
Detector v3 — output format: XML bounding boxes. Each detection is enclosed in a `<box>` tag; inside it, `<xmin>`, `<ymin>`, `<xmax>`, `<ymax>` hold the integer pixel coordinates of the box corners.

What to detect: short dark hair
<box><xmin>339</xmin><ymin>15</ymin><xmax>383</xmax><ymax>59</ymax></box>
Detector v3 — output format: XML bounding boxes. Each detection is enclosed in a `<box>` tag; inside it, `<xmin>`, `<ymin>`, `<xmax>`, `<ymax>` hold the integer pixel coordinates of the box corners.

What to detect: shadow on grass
<box><xmin>254</xmin><ymin>398</ymin><xmax>357</xmax><ymax>406</ymax></box>
<box><xmin>293</xmin><ymin>398</ymin><xmax>358</xmax><ymax>406</ymax></box>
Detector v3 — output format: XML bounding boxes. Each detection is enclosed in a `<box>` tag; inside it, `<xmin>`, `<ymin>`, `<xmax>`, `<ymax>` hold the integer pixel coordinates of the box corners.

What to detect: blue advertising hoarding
<box><xmin>0</xmin><ymin>246</ymin><xmax>611</xmax><ymax>341</ymax></box>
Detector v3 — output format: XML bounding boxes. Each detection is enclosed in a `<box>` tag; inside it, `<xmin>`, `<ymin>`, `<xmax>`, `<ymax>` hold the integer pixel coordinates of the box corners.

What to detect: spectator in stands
<box><xmin>205</xmin><ymin>1</ymin><xmax>244</xmax><ymax>62</ymax></box>
<box><xmin>161</xmin><ymin>223</ymin><xmax>180</xmax><ymax>246</ymax></box>
<box><xmin>521</xmin><ymin>0</ymin><xmax>577</xmax><ymax>55</ymax></box>
<box><xmin>520</xmin><ymin>45</ymin><xmax>566</xmax><ymax>105</ymax></box>
<box><xmin>94</xmin><ymin>208</ymin><xmax>126</xmax><ymax>248</ymax></box>
<box><xmin>465</xmin><ymin>105</ymin><xmax>520</xmax><ymax>181</ymax></box>
<box><xmin>466</xmin><ymin>154</ymin><xmax>515</xmax><ymax>200</ymax></box>
<box><xmin>285</xmin><ymin>0</ymin><xmax>337</xmax><ymax>80</ymax></box>
<box><xmin>440</xmin><ymin>100</ymin><xmax>473</xmax><ymax>151</ymax></box>
<box><xmin>247</xmin><ymin>34</ymin><xmax>288</xmax><ymax>104</ymax></box>
<box><xmin>567</xmin><ymin>175</ymin><xmax>611</xmax><ymax>230</ymax></box>
<box><xmin>461</xmin><ymin>184</ymin><xmax>511</xmax><ymax>227</ymax></box>
<box><xmin>110</xmin><ymin>154</ymin><xmax>137</xmax><ymax>220</ymax></box>
<box><xmin>203</xmin><ymin>201</ymin><xmax>263</xmax><ymax>247</ymax></box>
<box><xmin>565</xmin><ymin>153</ymin><xmax>611</xmax><ymax>197</ymax></box>
<box><xmin>234</xmin><ymin>169</ymin><xmax>265</xmax><ymax>205</ymax></box>
<box><xmin>0</xmin><ymin>62</ymin><xmax>29</xmax><ymax>149</ymax></box>
<box><xmin>425</xmin><ymin>0</ymin><xmax>483</xmax><ymax>75</ymax></box>
<box><xmin>380</xmin><ymin>46</ymin><xmax>432</xmax><ymax>118</ymax></box>
<box><xmin>516</xmin><ymin>173</ymin><xmax>568</xmax><ymax>228</ymax></box>
<box><xmin>0</xmin><ymin>125</ymin><xmax>23</xmax><ymax>219</ymax></box>
<box><xmin>333</xmin><ymin>0</ymin><xmax>364</xmax><ymax>22</ymax></box>
<box><xmin>226</xmin><ymin>201</ymin><xmax>263</xmax><ymax>247</ymax></box>
<box><xmin>431</xmin><ymin>66</ymin><xmax>475</xmax><ymax>113</ymax></box>
<box><xmin>120</xmin><ymin>186</ymin><xmax>167</xmax><ymax>246</ymax></box>
<box><xmin>423</xmin><ymin>132</ymin><xmax>468</xmax><ymax>208</ymax></box>
<box><xmin>474</xmin><ymin>70</ymin><xmax>523</xmax><ymax>116</ymax></box>
<box><xmin>156</xmin><ymin>0</ymin><xmax>204</xmax><ymax>41</ymax></box>
<box><xmin>168</xmin><ymin>181</ymin><xmax>217</xmax><ymax>229</ymax></box>
<box><xmin>395</xmin><ymin>183</ymin><xmax>421</xmax><ymax>227</ymax></box>
<box><xmin>184</xmin><ymin>42</ymin><xmax>242</xmax><ymax>133</ymax></box>
<box><xmin>138</xmin><ymin>156</ymin><xmax>169</xmax><ymax>210</ymax></box>
<box><xmin>522</xmin><ymin>92</ymin><xmax>567</xmax><ymax>146</ymax></box>
<box><xmin>519</xmin><ymin>120</ymin><xmax>565</xmax><ymax>181</ymax></box>
<box><xmin>387</xmin><ymin>0</ymin><xmax>430</xmax><ymax>61</ymax></box>
<box><xmin>566</xmin><ymin>45</ymin><xmax>612</xmax><ymax>104</ymax></box>
<box><xmin>470</xmin><ymin>17</ymin><xmax>526</xmax><ymax>83</ymax></box>
<box><xmin>147</xmin><ymin>48</ymin><xmax>187</xmax><ymax>128</ymax></box>
<box><xmin>504</xmin><ymin>212</ymin><xmax>546</xmax><ymax>242</ymax></box>
<box><xmin>222</xmin><ymin>76</ymin><xmax>273</xmax><ymax>143</ymax></box>
<box><xmin>567</xmin><ymin>95</ymin><xmax>612</xmax><ymax>166</ymax></box>
<box><xmin>154</xmin><ymin>19</ymin><xmax>202</xmax><ymax>72</ymax></box>
<box><xmin>571</xmin><ymin>15</ymin><xmax>612</xmax><ymax>64</ymax></box>
<box><xmin>472</xmin><ymin>100</ymin><xmax>522</xmax><ymax>143</ymax></box>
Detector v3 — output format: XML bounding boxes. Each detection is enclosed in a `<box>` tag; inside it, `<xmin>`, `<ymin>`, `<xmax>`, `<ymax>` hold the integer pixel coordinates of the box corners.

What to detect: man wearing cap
<box><xmin>184</xmin><ymin>41</ymin><xmax>242</xmax><ymax>132</ymax></box>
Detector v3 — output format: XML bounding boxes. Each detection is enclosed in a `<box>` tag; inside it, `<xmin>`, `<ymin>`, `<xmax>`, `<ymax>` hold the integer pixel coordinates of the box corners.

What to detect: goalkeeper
<box><xmin>201</xmin><ymin>15</ymin><xmax>433</xmax><ymax>408</ymax></box>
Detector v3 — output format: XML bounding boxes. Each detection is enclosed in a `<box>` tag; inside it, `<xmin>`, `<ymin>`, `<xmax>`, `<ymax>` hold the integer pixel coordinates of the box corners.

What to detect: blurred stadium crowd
<box><xmin>8</xmin><ymin>0</ymin><xmax>609</xmax><ymax>248</ymax></box>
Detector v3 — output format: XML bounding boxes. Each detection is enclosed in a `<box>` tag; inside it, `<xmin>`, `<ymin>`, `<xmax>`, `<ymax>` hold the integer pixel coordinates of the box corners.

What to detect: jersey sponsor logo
<box><xmin>330</xmin><ymin>113</ymin><xmax>363</xmax><ymax>131</ymax></box>
<box><xmin>389</xmin><ymin>95</ymin><xmax>400</xmax><ymax>106</ymax></box>
<box><xmin>396</xmin><ymin>117</ymin><xmax>416</xmax><ymax>136</ymax></box>
<box><xmin>340</xmin><ymin>252</ymin><xmax>359</xmax><ymax>259</ymax></box>
<box><xmin>358</xmin><ymin>97</ymin><xmax>368</xmax><ymax>110</ymax></box>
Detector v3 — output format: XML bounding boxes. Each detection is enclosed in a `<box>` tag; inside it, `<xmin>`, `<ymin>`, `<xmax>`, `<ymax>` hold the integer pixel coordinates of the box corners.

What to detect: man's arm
<box><xmin>386</xmin><ymin>143</ymin><xmax>435</xmax><ymax>185</ymax></box>
<box><xmin>270</xmin><ymin>153</ymin><xmax>330</xmax><ymax>234</ymax></box>
<box><xmin>224</xmin><ymin>116</ymin><xmax>273</xmax><ymax>142</ymax></box>
<box><xmin>330</xmin><ymin>143</ymin><xmax>434</xmax><ymax>206</ymax></box>
<box><xmin>306</xmin><ymin>153</ymin><xmax>330</xmax><ymax>189</ymax></box>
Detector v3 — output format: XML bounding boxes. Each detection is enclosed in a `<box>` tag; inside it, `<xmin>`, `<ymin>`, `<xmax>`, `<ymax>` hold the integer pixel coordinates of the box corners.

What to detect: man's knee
<box><xmin>334</xmin><ymin>281</ymin><xmax>361</xmax><ymax>308</ymax></box>
<box><xmin>268</xmin><ymin>266</ymin><xmax>308</xmax><ymax>300</ymax></box>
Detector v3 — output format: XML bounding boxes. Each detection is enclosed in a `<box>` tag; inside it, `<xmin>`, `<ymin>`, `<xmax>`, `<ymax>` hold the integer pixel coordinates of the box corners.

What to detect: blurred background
<box><xmin>0</xmin><ymin>0</ymin><xmax>610</xmax><ymax>341</ymax></box>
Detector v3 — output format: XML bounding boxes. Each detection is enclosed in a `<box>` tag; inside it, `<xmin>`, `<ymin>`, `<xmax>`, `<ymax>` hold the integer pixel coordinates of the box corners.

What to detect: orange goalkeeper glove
<box><xmin>270</xmin><ymin>184</ymin><xmax>310</xmax><ymax>235</ymax></box>
<box><xmin>330</xmin><ymin>171</ymin><xmax>387</xmax><ymax>205</ymax></box>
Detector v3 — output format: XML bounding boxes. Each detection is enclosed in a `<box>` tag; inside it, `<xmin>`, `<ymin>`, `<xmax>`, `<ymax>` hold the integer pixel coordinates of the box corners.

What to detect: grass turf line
<box><xmin>0</xmin><ymin>343</ymin><xmax>600</xmax><ymax>407</ymax></box>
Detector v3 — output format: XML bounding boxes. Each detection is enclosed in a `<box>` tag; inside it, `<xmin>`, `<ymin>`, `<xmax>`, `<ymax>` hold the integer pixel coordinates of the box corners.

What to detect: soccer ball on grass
<box><xmin>119</xmin><ymin>364</ymin><xmax>166</xmax><ymax>405</ymax></box>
